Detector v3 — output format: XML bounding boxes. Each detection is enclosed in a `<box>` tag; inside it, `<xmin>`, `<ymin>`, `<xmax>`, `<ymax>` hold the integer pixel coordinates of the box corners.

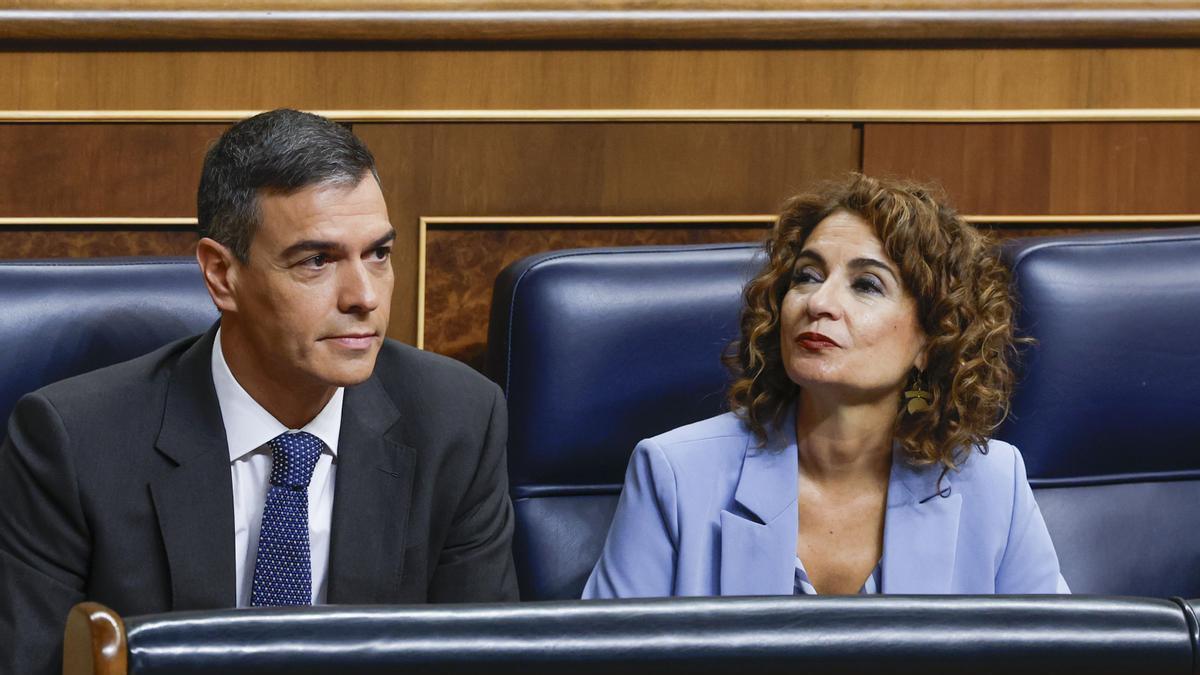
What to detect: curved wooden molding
<box><xmin>5</xmin><ymin>214</ymin><xmax>1193</xmax><ymax>228</ymax></box>
<box><xmin>63</xmin><ymin>602</ymin><xmax>127</xmax><ymax>675</ymax></box>
<box><xmin>964</xmin><ymin>214</ymin><xmax>1200</xmax><ymax>224</ymax></box>
<box><xmin>6</xmin><ymin>109</ymin><xmax>1200</xmax><ymax>124</ymax></box>
<box><xmin>4</xmin><ymin>3</ymin><xmax>1200</xmax><ymax>42</ymax></box>
<box><xmin>0</xmin><ymin>217</ymin><xmax>197</xmax><ymax>227</ymax></box>
<box><xmin>420</xmin><ymin>214</ymin><xmax>775</xmax><ymax>226</ymax></box>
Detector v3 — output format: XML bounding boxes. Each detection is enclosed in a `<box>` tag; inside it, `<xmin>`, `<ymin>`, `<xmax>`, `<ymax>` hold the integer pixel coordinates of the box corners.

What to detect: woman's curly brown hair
<box><xmin>725</xmin><ymin>173</ymin><xmax>1023</xmax><ymax>470</ymax></box>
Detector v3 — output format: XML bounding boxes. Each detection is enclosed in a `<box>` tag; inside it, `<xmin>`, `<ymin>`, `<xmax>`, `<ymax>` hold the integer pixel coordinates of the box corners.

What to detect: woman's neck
<box><xmin>794</xmin><ymin>389</ymin><xmax>895</xmax><ymax>484</ymax></box>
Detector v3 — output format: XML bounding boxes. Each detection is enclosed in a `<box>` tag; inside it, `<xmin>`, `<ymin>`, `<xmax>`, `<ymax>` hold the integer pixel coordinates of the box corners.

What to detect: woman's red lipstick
<box><xmin>796</xmin><ymin>331</ymin><xmax>839</xmax><ymax>350</ymax></box>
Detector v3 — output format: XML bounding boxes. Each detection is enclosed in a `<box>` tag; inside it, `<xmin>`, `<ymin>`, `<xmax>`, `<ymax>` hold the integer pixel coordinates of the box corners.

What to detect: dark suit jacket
<box><xmin>0</xmin><ymin>327</ymin><xmax>518</xmax><ymax>674</ymax></box>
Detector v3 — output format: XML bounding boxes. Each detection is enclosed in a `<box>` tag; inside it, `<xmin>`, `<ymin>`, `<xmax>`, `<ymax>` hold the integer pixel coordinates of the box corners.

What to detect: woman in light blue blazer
<box><xmin>584</xmin><ymin>174</ymin><xmax>1067</xmax><ymax>598</ymax></box>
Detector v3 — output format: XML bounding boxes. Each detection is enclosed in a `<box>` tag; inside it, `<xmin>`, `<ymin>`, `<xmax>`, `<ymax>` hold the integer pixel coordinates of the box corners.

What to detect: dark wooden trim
<box><xmin>63</xmin><ymin>602</ymin><xmax>127</xmax><ymax>675</ymax></box>
<box><xmin>4</xmin><ymin>5</ymin><xmax>1200</xmax><ymax>43</ymax></box>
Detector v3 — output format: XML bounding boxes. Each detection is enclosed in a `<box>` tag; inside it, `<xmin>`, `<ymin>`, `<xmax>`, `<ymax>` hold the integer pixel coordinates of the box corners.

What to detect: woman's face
<box><xmin>779</xmin><ymin>210</ymin><xmax>927</xmax><ymax>401</ymax></box>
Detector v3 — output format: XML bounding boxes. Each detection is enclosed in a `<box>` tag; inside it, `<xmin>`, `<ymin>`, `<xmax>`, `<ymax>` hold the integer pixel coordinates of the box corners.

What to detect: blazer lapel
<box><xmin>882</xmin><ymin>451</ymin><xmax>962</xmax><ymax>594</ymax></box>
<box><xmin>149</xmin><ymin>326</ymin><xmax>238</xmax><ymax>610</ymax></box>
<box><xmin>719</xmin><ymin>414</ymin><xmax>798</xmax><ymax>596</ymax></box>
<box><xmin>326</xmin><ymin>374</ymin><xmax>414</xmax><ymax>604</ymax></box>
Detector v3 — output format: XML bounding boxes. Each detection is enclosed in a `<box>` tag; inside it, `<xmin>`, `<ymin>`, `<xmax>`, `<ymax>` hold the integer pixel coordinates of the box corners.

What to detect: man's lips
<box><xmin>322</xmin><ymin>333</ymin><xmax>378</xmax><ymax>349</ymax></box>
<box><xmin>795</xmin><ymin>331</ymin><xmax>840</xmax><ymax>349</ymax></box>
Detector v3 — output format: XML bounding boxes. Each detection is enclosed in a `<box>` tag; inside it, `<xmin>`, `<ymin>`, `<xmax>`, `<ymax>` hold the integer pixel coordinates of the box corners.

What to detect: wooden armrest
<box><xmin>63</xmin><ymin>602</ymin><xmax>127</xmax><ymax>675</ymax></box>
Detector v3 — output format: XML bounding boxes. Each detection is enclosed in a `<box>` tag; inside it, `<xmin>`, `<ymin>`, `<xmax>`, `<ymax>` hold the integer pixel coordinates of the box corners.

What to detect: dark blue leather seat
<box><xmin>0</xmin><ymin>258</ymin><xmax>217</xmax><ymax>437</ymax></box>
<box><xmin>492</xmin><ymin>231</ymin><xmax>1200</xmax><ymax>600</ymax></box>
<box><xmin>997</xmin><ymin>227</ymin><xmax>1200</xmax><ymax>597</ymax></box>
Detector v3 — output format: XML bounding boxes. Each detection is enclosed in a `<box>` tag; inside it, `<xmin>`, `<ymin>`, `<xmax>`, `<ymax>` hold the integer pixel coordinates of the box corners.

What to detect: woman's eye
<box><xmin>793</xmin><ymin>268</ymin><xmax>822</xmax><ymax>284</ymax></box>
<box><xmin>853</xmin><ymin>276</ymin><xmax>884</xmax><ymax>294</ymax></box>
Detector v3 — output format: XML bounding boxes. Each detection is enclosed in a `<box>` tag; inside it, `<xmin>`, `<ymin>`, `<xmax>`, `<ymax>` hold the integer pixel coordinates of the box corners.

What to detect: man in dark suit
<box><xmin>0</xmin><ymin>109</ymin><xmax>518</xmax><ymax>674</ymax></box>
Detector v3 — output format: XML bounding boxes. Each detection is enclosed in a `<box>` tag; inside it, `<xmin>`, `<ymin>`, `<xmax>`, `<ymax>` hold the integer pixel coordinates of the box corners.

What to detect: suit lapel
<box><xmin>719</xmin><ymin>413</ymin><xmax>798</xmax><ymax>596</ymax></box>
<box><xmin>149</xmin><ymin>326</ymin><xmax>237</xmax><ymax>610</ymax></box>
<box><xmin>326</xmin><ymin>374</ymin><xmax>413</xmax><ymax>604</ymax></box>
<box><xmin>882</xmin><ymin>451</ymin><xmax>962</xmax><ymax>593</ymax></box>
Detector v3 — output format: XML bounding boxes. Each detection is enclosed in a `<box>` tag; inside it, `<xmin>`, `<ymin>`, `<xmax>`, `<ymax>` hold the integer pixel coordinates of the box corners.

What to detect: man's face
<box><xmin>230</xmin><ymin>174</ymin><xmax>395</xmax><ymax>390</ymax></box>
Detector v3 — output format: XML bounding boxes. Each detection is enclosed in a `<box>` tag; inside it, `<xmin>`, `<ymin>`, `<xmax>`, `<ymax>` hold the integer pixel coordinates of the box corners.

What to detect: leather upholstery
<box><xmin>999</xmin><ymin>228</ymin><xmax>1200</xmax><ymax>597</ymax></box>
<box><xmin>119</xmin><ymin>596</ymin><xmax>1196</xmax><ymax>674</ymax></box>
<box><xmin>487</xmin><ymin>244</ymin><xmax>761</xmax><ymax>599</ymax></box>
<box><xmin>1182</xmin><ymin>598</ymin><xmax>1200</xmax><ymax>675</ymax></box>
<box><xmin>0</xmin><ymin>258</ymin><xmax>217</xmax><ymax>437</ymax></box>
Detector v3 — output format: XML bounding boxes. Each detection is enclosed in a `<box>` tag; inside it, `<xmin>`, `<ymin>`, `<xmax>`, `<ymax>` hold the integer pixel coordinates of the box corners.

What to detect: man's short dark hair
<box><xmin>197</xmin><ymin>108</ymin><xmax>379</xmax><ymax>262</ymax></box>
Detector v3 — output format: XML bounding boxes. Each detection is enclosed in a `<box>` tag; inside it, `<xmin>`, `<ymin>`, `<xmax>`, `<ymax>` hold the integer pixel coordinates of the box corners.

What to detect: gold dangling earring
<box><xmin>904</xmin><ymin>371</ymin><xmax>931</xmax><ymax>414</ymax></box>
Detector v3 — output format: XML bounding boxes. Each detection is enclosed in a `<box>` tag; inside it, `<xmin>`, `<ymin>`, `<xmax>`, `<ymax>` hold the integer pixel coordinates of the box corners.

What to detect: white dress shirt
<box><xmin>211</xmin><ymin>328</ymin><xmax>343</xmax><ymax>607</ymax></box>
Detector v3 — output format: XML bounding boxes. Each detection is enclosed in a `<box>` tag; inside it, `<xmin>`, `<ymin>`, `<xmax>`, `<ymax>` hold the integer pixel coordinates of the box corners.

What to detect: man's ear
<box><xmin>196</xmin><ymin>237</ymin><xmax>241</xmax><ymax>313</ymax></box>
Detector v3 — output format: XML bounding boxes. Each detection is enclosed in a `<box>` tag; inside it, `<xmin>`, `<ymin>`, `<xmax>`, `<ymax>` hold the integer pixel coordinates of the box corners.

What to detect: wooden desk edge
<box><xmin>63</xmin><ymin>602</ymin><xmax>127</xmax><ymax>675</ymax></box>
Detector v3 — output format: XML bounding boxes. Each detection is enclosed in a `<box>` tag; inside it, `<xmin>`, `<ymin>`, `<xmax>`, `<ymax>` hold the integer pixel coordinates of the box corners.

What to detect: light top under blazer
<box><xmin>583</xmin><ymin>410</ymin><xmax>1069</xmax><ymax>598</ymax></box>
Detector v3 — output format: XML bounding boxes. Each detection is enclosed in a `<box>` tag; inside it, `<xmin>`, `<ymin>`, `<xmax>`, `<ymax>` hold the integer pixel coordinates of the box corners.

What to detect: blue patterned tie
<box><xmin>251</xmin><ymin>431</ymin><xmax>323</xmax><ymax>607</ymax></box>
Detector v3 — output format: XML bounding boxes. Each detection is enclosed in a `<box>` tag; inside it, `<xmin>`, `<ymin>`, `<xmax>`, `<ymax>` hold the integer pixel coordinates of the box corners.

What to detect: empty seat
<box><xmin>998</xmin><ymin>227</ymin><xmax>1200</xmax><ymax>597</ymax></box>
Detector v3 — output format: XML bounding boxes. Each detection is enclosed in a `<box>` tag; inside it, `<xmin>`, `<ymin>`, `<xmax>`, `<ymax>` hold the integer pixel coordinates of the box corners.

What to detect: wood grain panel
<box><xmin>6</xmin><ymin>1</ymin><xmax>1200</xmax><ymax>42</ymax></box>
<box><xmin>1046</xmin><ymin>124</ymin><xmax>1200</xmax><ymax>214</ymax></box>
<box><xmin>424</xmin><ymin>223</ymin><xmax>768</xmax><ymax>369</ymax></box>
<box><xmin>355</xmin><ymin>121</ymin><xmax>857</xmax><ymax>343</ymax></box>
<box><xmin>0</xmin><ymin>228</ymin><xmax>197</xmax><ymax>258</ymax></box>
<box><xmin>862</xmin><ymin>122</ymin><xmax>1200</xmax><ymax>215</ymax></box>
<box><xmin>0</xmin><ymin>124</ymin><xmax>225</xmax><ymax>217</ymax></box>
<box><xmin>6</xmin><ymin>49</ymin><xmax>1200</xmax><ymax>110</ymax></box>
<box><xmin>862</xmin><ymin>124</ymin><xmax>1052</xmax><ymax>215</ymax></box>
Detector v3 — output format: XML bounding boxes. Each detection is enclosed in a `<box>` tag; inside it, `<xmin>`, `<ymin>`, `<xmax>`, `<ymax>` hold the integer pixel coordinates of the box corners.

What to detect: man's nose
<box><xmin>338</xmin><ymin>260</ymin><xmax>380</xmax><ymax>315</ymax></box>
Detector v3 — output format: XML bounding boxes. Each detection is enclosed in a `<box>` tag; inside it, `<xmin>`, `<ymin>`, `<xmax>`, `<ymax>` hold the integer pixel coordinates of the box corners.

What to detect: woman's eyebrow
<box><xmin>795</xmin><ymin>250</ymin><xmax>825</xmax><ymax>266</ymax></box>
<box><xmin>849</xmin><ymin>257</ymin><xmax>899</xmax><ymax>282</ymax></box>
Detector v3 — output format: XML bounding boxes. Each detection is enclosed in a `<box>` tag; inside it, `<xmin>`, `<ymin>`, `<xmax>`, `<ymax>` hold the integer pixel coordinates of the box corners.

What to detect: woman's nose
<box><xmin>805</xmin><ymin>278</ymin><xmax>843</xmax><ymax>320</ymax></box>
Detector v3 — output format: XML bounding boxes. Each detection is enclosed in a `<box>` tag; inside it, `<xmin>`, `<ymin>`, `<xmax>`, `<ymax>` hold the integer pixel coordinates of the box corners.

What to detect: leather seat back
<box><xmin>999</xmin><ymin>228</ymin><xmax>1200</xmax><ymax>596</ymax></box>
<box><xmin>0</xmin><ymin>258</ymin><xmax>217</xmax><ymax>437</ymax></box>
<box><xmin>488</xmin><ymin>244</ymin><xmax>762</xmax><ymax>599</ymax></box>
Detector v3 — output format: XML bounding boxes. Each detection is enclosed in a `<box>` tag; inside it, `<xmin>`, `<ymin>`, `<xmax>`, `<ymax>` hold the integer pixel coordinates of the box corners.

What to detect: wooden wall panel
<box><xmin>0</xmin><ymin>124</ymin><xmax>225</xmax><ymax>216</ymax></box>
<box><xmin>424</xmin><ymin>223</ymin><xmax>768</xmax><ymax>368</ymax></box>
<box><xmin>356</xmin><ymin>121</ymin><xmax>858</xmax><ymax>344</ymax></box>
<box><xmin>0</xmin><ymin>228</ymin><xmax>197</xmax><ymax>258</ymax></box>
<box><xmin>861</xmin><ymin>122</ymin><xmax>1200</xmax><ymax>215</ymax></box>
<box><xmin>5</xmin><ymin>48</ymin><xmax>1200</xmax><ymax>111</ymax></box>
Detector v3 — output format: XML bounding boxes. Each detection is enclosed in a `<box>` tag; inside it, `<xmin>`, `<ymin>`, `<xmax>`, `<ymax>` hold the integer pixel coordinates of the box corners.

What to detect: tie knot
<box><xmin>267</xmin><ymin>431</ymin><xmax>323</xmax><ymax>489</ymax></box>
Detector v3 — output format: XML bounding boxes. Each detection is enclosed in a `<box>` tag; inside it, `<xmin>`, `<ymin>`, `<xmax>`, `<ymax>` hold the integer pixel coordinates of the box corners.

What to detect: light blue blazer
<box><xmin>583</xmin><ymin>411</ymin><xmax>1069</xmax><ymax>598</ymax></box>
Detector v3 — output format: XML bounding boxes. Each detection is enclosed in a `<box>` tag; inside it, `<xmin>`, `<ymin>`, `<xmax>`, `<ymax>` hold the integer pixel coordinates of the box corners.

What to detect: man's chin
<box><xmin>311</xmin><ymin>354</ymin><xmax>380</xmax><ymax>388</ymax></box>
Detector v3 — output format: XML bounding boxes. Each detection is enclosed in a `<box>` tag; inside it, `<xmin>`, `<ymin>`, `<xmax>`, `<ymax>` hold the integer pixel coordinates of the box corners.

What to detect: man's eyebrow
<box><xmin>368</xmin><ymin>229</ymin><xmax>397</xmax><ymax>250</ymax></box>
<box><xmin>281</xmin><ymin>239</ymin><xmax>341</xmax><ymax>259</ymax></box>
<box><xmin>280</xmin><ymin>229</ymin><xmax>397</xmax><ymax>259</ymax></box>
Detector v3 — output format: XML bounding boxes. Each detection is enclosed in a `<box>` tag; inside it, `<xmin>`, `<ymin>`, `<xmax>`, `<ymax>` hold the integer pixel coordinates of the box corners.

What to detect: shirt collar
<box><xmin>211</xmin><ymin>327</ymin><xmax>343</xmax><ymax>462</ymax></box>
